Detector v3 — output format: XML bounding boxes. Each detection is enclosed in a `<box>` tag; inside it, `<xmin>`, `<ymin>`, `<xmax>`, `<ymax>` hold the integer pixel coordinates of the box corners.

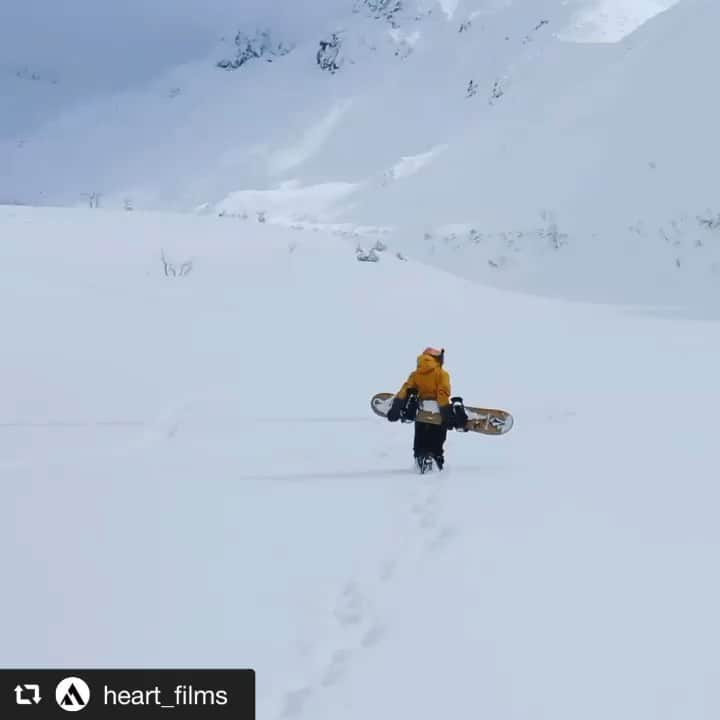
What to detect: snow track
<box><xmin>2</xmin><ymin>207</ymin><xmax>719</xmax><ymax>719</ymax></box>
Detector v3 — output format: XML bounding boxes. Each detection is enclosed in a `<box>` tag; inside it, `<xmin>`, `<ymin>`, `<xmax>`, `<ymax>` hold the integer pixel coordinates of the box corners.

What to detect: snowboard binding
<box><xmin>400</xmin><ymin>388</ymin><xmax>419</xmax><ymax>422</ymax></box>
<box><xmin>450</xmin><ymin>396</ymin><xmax>469</xmax><ymax>431</ymax></box>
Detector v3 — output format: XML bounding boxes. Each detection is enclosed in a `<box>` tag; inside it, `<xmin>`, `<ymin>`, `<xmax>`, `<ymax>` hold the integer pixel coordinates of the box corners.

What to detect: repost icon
<box><xmin>14</xmin><ymin>684</ymin><xmax>41</xmax><ymax>705</ymax></box>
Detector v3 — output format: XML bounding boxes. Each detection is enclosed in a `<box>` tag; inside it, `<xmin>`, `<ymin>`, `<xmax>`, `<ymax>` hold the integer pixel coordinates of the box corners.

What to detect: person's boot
<box><xmin>434</xmin><ymin>454</ymin><xmax>444</xmax><ymax>470</ymax></box>
<box><xmin>414</xmin><ymin>453</ymin><xmax>433</xmax><ymax>473</ymax></box>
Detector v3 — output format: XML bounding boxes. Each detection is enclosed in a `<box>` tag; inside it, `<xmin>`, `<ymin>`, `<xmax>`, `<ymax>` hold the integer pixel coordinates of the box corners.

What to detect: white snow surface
<box><xmin>560</xmin><ymin>0</ymin><xmax>682</xmax><ymax>42</ymax></box>
<box><xmin>3</xmin><ymin>0</ymin><xmax>720</xmax><ymax>715</ymax></box>
<box><xmin>2</xmin><ymin>205</ymin><xmax>720</xmax><ymax>718</ymax></box>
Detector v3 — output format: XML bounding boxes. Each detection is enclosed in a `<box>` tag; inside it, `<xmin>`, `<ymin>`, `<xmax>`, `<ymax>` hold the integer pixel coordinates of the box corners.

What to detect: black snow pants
<box><xmin>413</xmin><ymin>421</ymin><xmax>447</xmax><ymax>459</ymax></box>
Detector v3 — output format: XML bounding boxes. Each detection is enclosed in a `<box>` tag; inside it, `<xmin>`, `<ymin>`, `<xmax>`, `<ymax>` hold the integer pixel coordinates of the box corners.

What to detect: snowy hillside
<box><xmin>2</xmin><ymin>204</ymin><xmax>720</xmax><ymax>718</ymax></box>
<box><xmin>349</xmin><ymin>0</ymin><xmax>720</xmax><ymax>233</ymax></box>
<box><xmin>0</xmin><ymin>0</ymin><xmax>688</xmax><ymax>217</ymax></box>
<box><xmin>5</xmin><ymin>0</ymin><xmax>717</xmax><ymax>310</ymax></box>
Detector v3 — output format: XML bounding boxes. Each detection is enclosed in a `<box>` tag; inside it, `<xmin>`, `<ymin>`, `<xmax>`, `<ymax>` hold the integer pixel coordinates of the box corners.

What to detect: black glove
<box><xmin>387</xmin><ymin>397</ymin><xmax>403</xmax><ymax>422</ymax></box>
<box><xmin>440</xmin><ymin>403</ymin><xmax>455</xmax><ymax>429</ymax></box>
<box><xmin>451</xmin><ymin>397</ymin><xmax>468</xmax><ymax>429</ymax></box>
<box><xmin>441</xmin><ymin>399</ymin><xmax>468</xmax><ymax>430</ymax></box>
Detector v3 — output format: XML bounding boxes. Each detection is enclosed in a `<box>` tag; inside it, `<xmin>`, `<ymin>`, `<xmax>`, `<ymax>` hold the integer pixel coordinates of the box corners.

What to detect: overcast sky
<box><xmin>0</xmin><ymin>0</ymin><xmax>346</xmax><ymax>139</ymax></box>
<box><xmin>1</xmin><ymin>1</ymin><xmax>338</xmax><ymax>88</ymax></box>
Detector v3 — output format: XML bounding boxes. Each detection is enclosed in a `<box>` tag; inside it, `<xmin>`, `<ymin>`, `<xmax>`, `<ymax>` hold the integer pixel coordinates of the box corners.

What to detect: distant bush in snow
<box><xmin>489</xmin><ymin>80</ymin><xmax>505</xmax><ymax>105</ymax></box>
<box><xmin>353</xmin><ymin>0</ymin><xmax>403</xmax><ymax>26</ymax></box>
<box><xmin>488</xmin><ymin>256</ymin><xmax>508</xmax><ymax>269</ymax></box>
<box><xmin>418</xmin><ymin>215</ymin><xmax>571</xmax><ymax>272</ymax></box>
<box><xmin>356</xmin><ymin>246</ymin><xmax>380</xmax><ymax>262</ymax></box>
<box><xmin>161</xmin><ymin>250</ymin><xmax>193</xmax><ymax>278</ymax></box>
<box><xmin>317</xmin><ymin>34</ymin><xmax>343</xmax><ymax>73</ymax></box>
<box><xmin>314</xmin><ymin>2</ymin><xmax>422</xmax><ymax>69</ymax></box>
<box><xmin>418</xmin><ymin>208</ymin><xmax>720</xmax><ymax>284</ymax></box>
<box><xmin>12</xmin><ymin>65</ymin><xmax>59</xmax><ymax>86</ymax></box>
<box><xmin>81</xmin><ymin>192</ymin><xmax>101</xmax><ymax>208</ymax></box>
<box><xmin>217</xmin><ymin>209</ymin><xmax>253</xmax><ymax>221</ymax></box>
<box><xmin>698</xmin><ymin>213</ymin><xmax>720</xmax><ymax>230</ymax></box>
<box><xmin>354</xmin><ymin>237</ymin><xmax>389</xmax><ymax>262</ymax></box>
<box><xmin>539</xmin><ymin>210</ymin><xmax>568</xmax><ymax>249</ymax></box>
<box><xmin>217</xmin><ymin>30</ymin><xmax>293</xmax><ymax>70</ymax></box>
<box><xmin>522</xmin><ymin>19</ymin><xmax>550</xmax><ymax>44</ymax></box>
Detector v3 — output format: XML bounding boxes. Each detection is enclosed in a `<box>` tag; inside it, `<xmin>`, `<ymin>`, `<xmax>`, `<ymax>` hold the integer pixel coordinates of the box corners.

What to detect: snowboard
<box><xmin>371</xmin><ymin>392</ymin><xmax>514</xmax><ymax>436</ymax></box>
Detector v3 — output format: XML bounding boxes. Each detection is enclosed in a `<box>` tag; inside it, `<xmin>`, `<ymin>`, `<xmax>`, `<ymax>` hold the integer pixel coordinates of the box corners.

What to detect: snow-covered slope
<box><xmin>5</xmin><ymin>0</ymin><xmax>715</xmax><ymax>310</ymax></box>
<box><xmin>2</xmin><ymin>205</ymin><xmax>719</xmax><ymax>718</ymax></box>
<box><xmin>0</xmin><ymin>0</ymin><xmax>688</xmax><ymax>218</ymax></box>
<box><xmin>349</xmin><ymin>0</ymin><xmax>717</xmax><ymax>231</ymax></box>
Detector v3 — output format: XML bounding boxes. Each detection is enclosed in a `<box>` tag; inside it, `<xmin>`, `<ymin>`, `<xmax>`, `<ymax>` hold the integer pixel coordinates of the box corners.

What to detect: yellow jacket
<box><xmin>396</xmin><ymin>352</ymin><xmax>451</xmax><ymax>407</ymax></box>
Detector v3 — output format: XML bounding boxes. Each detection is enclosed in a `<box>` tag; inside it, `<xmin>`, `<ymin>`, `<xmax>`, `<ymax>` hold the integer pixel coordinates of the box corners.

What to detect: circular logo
<box><xmin>55</xmin><ymin>677</ymin><xmax>91</xmax><ymax>712</ymax></box>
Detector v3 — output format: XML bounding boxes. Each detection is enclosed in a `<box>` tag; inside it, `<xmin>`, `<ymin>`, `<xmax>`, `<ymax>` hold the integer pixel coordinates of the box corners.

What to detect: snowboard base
<box><xmin>371</xmin><ymin>392</ymin><xmax>514</xmax><ymax>436</ymax></box>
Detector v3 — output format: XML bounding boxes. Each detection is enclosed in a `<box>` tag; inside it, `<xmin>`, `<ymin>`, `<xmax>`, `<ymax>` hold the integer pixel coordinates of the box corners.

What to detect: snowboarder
<box><xmin>386</xmin><ymin>347</ymin><xmax>468</xmax><ymax>470</ymax></box>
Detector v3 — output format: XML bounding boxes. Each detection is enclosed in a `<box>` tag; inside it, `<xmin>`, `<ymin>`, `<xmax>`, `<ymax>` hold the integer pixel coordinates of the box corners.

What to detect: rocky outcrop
<box><xmin>217</xmin><ymin>30</ymin><xmax>293</xmax><ymax>70</ymax></box>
